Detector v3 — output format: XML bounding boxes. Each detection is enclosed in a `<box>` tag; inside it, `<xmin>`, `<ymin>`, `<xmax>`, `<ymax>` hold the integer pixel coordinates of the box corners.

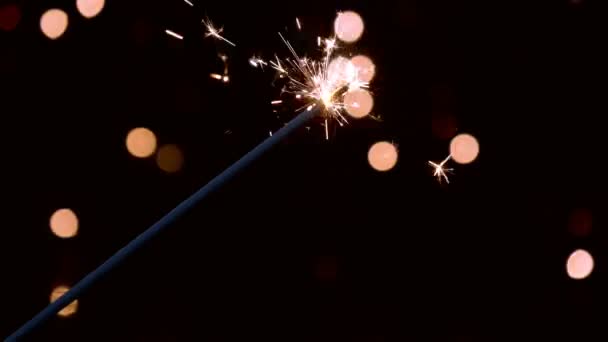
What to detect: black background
<box><xmin>2</xmin><ymin>0</ymin><xmax>608</xmax><ymax>340</ymax></box>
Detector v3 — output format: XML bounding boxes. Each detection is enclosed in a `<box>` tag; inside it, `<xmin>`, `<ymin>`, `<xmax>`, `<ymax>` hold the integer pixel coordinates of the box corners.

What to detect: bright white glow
<box><xmin>165</xmin><ymin>29</ymin><xmax>183</xmax><ymax>40</ymax></box>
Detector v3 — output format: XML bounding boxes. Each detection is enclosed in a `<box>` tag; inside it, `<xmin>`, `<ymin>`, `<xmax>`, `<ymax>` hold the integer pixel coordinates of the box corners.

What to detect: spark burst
<box><xmin>428</xmin><ymin>155</ymin><xmax>453</xmax><ymax>184</ymax></box>
<box><xmin>254</xmin><ymin>20</ymin><xmax>370</xmax><ymax>139</ymax></box>
<box><xmin>202</xmin><ymin>18</ymin><xmax>235</xmax><ymax>46</ymax></box>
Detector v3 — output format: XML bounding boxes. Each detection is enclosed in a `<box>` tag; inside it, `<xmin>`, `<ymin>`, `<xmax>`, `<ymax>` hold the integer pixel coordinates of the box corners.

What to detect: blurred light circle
<box><xmin>566</xmin><ymin>249</ymin><xmax>594</xmax><ymax>280</ymax></box>
<box><xmin>50</xmin><ymin>208</ymin><xmax>78</xmax><ymax>239</ymax></box>
<box><xmin>156</xmin><ymin>144</ymin><xmax>184</xmax><ymax>173</ymax></box>
<box><xmin>431</xmin><ymin>113</ymin><xmax>458</xmax><ymax>140</ymax></box>
<box><xmin>344</xmin><ymin>89</ymin><xmax>373</xmax><ymax>118</ymax></box>
<box><xmin>334</xmin><ymin>11</ymin><xmax>364</xmax><ymax>43</ymax></box>
<box><xmin>368</xmin><ymin>141</ymin><xmax>398</xmax><ymax>172</ymax></box>
<box><xmin>568</xmin><ymin>208</ymin><xmax>592</xmax><ymax>237</ymax></box>
<box><xmin>350</xmin><ymin>55</ymin><xmax>375</xmax><ymax>83</ymax></box>
<box><xmin>327</xmin><ymin>57</ymin><xmax>351</xmax><ymax>83</ymax></box>
<box><xmin>450</xmin><ymin>133</ymin><xmax>479</xmax><ymax>164</ymax></box>
<box><xmin>40</xmin><ymin>9</ymin><xmax>68</xmax><ymax>40</ymax></box>
<box><xmin>0</xmin><ymin>4</ymin><xmax>21</xmax><ymax>31</ymax></box>
<box><xmin>126</xmin><ymin>127</ymin><xmax>157</xmax><ymax>158</ymax></box>
<box><xmin>50</xmin><ymin>286</ymin><xmax>78</xmax><ymax>317</ymax></box>
<box><xmin>76</xmin><ymin>0</ymin><xmax>105</xmax><ymax>19</ymax></box>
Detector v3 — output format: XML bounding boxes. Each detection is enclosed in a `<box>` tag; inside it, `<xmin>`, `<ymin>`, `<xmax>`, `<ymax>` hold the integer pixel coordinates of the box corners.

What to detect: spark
<box><xmin>210</xmin><ymin>73</ymin><xmax>223</xmax><ymax>80</ymax></box>
<box><xmin>202</xmin><ymin>18</ymin><xmax>235</xmax><ymax>46</ymax></box>
<box><xmin>249</xmin><ymin>56</ymin><xmax>267</xmax><ymax>69</ymax></box>
<box><xmin>428</xmin><ymin>155</ymin><xmax>453</xmax><ymax>184</ymax></box>
<box><xmin>267</xmin><ymin>31</ymin><xmax>368</xmax><ymax>130</ymax></box>
<box><xmin>222</xmin><ymin>75</ymin><xmax>229</xmax><ymax>83</ymax></box>
<box><xmin>183</xmin><ymin>0</ymin><xmax>194</xmax><ymax>6</ymax></box>
<box><xmin>271</xmin><ymin>100</ymin><xmax>283</xmax><ymax>105</ymax></box>
<box><xmin>269</xmin><ymin>131</ymin><xmax>273</xmax><ymax>136</ymax></box>
<box><xmin>165</xmin><ymin>29</ymin><xmax>183</xmax><ymax>40</ymax></box>
<box><xmin>296</xmin><ymin>17</ymin><xmax>302</xmax><ymax>30</ymax></box>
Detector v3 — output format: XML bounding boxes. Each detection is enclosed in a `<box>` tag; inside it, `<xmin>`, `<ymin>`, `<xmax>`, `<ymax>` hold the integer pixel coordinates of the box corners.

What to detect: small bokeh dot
<box><xmin>450</xmin><ymin>133</ymin><xmax>479</xmax><ymax>164</ymax></box>
<box><xmin>156</xmin><ymin>144</ymin><xmax>184</xmax><ymax>173</ymax></box>
<box><xmin>334</xmin><ymin>11</ymin><xmax>364</xmax><ymax>43</ymax></box>
<box><xmin>50</xmin><ymin>208</ymin><xmax>79</xmax><ymax>239</ymax></box>
<box><xmin>568</xmin><ymin>208</ymin><xmax>592</xmax><ymax>237</ymax></box>
<box><xmin>566</xmin><ymin>249</ymin><xmax>594</xmax><ymax>280</ymax></box>
<box><xmin>126</xmin><ymin>127</ymin><xmax>157</xmax><ymax>158</ymax></box>
<box><xmin>350</xmin><ymin>55</ymin><xmax>375</xmax><ymax>83</ymax></box>
<box><xmin>76</xmin><ymin>0</ymin><xmax>105</xmax><ymax>19</ymax></box>
<box><xmin>40</xmin><ymin>9</ymin><xmax>68</xmax><ymax>40</ymax></box>
<box><xmin>344</xmin><ymin>89</ymin><xmax>374</xmax><ymax>118</ymax></box>
<box><xmin>0</xmin><ymin>4</ymin><xmax>21</xmax><ymax>31</ymax></box>
<box><xmin>50</xmin><ymin>286</ymin><xmax>79</xmax><ymax>317</ymax></box>
<box><xmin>368</xmin><ymin>141</ymin><xmax>398</xmax><ymax>172</ymax></box>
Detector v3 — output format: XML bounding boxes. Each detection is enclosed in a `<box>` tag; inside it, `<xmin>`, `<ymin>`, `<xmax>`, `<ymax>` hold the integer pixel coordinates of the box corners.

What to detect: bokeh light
<box><xmin>368</xmin><ymin>141</ymin><xmax>398</xmax><ymax>172</ymax></box>
<box><xmin>40</xmin><ymin>9</ymin><xmax>68</xmax><ymax>40</ymax></box>
<box><xmin>334</xmin><ymin>11</ymin><xmax>364</xmax><ymax>43</ymax></box>
<box><xmin>568</xmin><ymin>208</ymin><xmax>592</xmax><ymax>237</ymax></box>
<box><xmin>50</xmin><ymin>286</ymin><xmax>78</xmax><ymax>317</ymax></box>
<box><xmin>350</xmin><ymin>55</ymin><xmax>375</xmax><ymax>83</ymax></box>
<box><xmin>126</xmin><ymin>127</ymin><xmax>157</xmax><ymax>158</ymax></box>
<box><xmin>50</xmin><ymin>208</ymin><xmax>79</xmax><ymax>239</ymax></box>
<box><xmin>156</xmin><ymin>144</ymin><xmax>184</xmax><ymax>173</ymax></box>
<box><xmin>76</xmin><ymin>0</ymin><xmax>105</xmax><ymax>19</ymax></box>
<box><xmin>0</xmin><ymin>4</ymin><xmax>21</xmax><ymax>31</ymax></box>
<box><xmin>566</xmin><ymin>249</ymin><xmax>594</xmax><ymax>280</ymax></box>
<box><xmin>431</xmin><ymin>113</ymin><xmax>458</xmax><ymax>140</ymax></box>
<box><xmin>450</xmin><ymin>133</ymin><xmax>479</xmax><ymax>164</ymax></box>
<box><xmin>327</xmin><ymin>56</ymin><xmax>351</xmax><ymax>82</ymax></box>
<box><xmin>344</xmin><ymin>89</ymin><xmax>373</xmax><ymax>118</ymax></box>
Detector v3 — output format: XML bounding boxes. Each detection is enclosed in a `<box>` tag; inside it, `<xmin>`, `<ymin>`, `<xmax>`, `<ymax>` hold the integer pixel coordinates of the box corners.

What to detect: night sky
<box><xmin>2</xmin><ymin>0</ymin><xmax>608</xmax><ymax>340</ymax></box>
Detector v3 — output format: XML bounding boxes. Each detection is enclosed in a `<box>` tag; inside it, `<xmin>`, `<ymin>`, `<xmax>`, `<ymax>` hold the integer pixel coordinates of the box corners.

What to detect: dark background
<box><xmin>2</xmin><ymin>0</ymin><xmax>607</xmax><ymax>340</ymax></box>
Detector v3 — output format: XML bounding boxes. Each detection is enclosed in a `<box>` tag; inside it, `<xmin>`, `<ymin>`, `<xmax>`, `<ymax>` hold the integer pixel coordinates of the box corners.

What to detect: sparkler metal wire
<box><xmin>5</xmin><ymin>106</ymin><xmax>320</xmax><ymax>341</ymax></box>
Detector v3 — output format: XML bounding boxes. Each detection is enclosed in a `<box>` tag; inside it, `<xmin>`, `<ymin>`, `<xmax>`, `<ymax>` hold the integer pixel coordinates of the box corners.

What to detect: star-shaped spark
<box><xmin>428</xmin><ymin>155</ymin><xmax>453</xmax><ymax>184</ymax></box>
<box><xmin>202</xmin><ymin>18</ymin><xmax>235</xmax><ymax>46</ymax></box>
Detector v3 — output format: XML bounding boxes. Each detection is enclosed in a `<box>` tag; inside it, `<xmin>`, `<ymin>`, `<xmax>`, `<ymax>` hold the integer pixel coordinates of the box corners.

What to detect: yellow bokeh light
<box><xmin>449</xmin><ymin>133</ymin><xmax>479</xmax><ymax>164</ymax></box>
<box><xmin>76</xmin><ymin>0</ymin><xmax>105</xmax><ymax>19</ymax></box>
<box><xmin>156</xmin><ymin>144</ymin><xmax>184</xmax><ymax>173</ymax></box>
<box><xmin>40</xmin><ymin>9</ymin><xmax>68</xmax><ymax>40</ymax></box>
<box><xmin>566</xmin><ymin>249</ymin><xmax>594</xmax><ymax>280</ymax></box>
<box><xmin>50</xmin><ymin>208</ymin><xmax>78</xmax><ymax>239</ymax></box>
<box><xmin>334</xmin><ymin>11</ymin><xmax>364</xmax><ymax>43</ymax></box>
<box><xmin>50</xmin><ymin>286</ymin><xmax>78</xmax><ymax>317</ymax></box>
<box><xmin>126</xmin><ymin>127</ymin><xmax>157</xmax><ymax>158</ymax></box>
<box><xmin>344</xmin><ymin>89</ymin><xmax>373</xmax><ymax>118</ymax></box>
<box><xmin>350</xmin><ymin>55</ymin><xmax>375</xmax><ymax>83</ymax></box>
<box><xmin>368</xmin><ymin>141</ymin><xmax>398</xmax><ymax>172</ymax></box>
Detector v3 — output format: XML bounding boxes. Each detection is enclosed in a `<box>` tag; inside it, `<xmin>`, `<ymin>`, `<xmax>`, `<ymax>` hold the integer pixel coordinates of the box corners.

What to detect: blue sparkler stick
<box><xmin>6</xmin><ymin>107</ymin><xmax>319</xmax><ymax>341</ymax></box>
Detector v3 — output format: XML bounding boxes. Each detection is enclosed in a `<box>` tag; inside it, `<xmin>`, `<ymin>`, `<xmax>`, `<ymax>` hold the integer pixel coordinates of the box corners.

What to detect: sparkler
<box><xmin>7</xmin><ymin>14</ymin><xmax>377</xmax><ymax>340</ymax></box>
<box><xmin>6</xmin><ymin>107</ymin><xmax>320</xmax><ymax>341</ymax></box>
<box><xmin>253</xmin><ymin>21</ymin><xmax>371</xmax><ymax>139</ymax></box>
<box><xmin>428</xmin><ymin>155</ymin><xmax>453</xmax><ymax>184</ymax></box>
